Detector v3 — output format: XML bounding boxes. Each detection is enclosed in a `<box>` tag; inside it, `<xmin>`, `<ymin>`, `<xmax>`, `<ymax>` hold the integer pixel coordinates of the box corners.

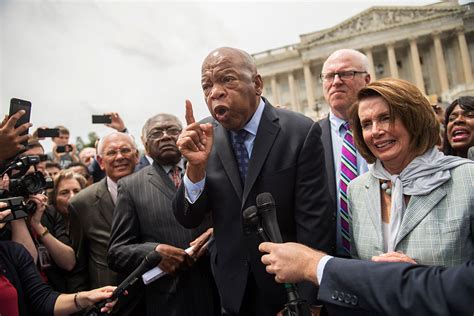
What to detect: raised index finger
<box><xmin>185</xmin><ymin>99</ymin><xmax>195</xmax><ymax>125</ymax></box>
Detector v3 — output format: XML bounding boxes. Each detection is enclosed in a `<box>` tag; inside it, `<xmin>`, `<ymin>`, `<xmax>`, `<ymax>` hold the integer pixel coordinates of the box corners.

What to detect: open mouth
<box><xmin>213</xmin><ymin>105</ymin><xmax>229</xmax><ymax>122</ymax></box>
<box><xmin>374</xmin><ymin>140</ymin><xmax>395</xmax><ymax>149</ymax></box>
<box><xmin>451</xmin><ymin>129</ymin><xmax>470</xmax><ymax>142</ymax></box>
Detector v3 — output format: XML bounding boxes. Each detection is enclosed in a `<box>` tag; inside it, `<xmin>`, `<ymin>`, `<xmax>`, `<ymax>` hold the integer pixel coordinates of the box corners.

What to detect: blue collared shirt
<box><xmin>184</xmin><ymin>98</ymin><xmax>266</xmax><ymax>203</ymax></box>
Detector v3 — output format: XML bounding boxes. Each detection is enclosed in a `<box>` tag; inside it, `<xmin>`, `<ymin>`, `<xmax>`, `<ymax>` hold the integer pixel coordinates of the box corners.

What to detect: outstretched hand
<box><xmin>0</xmin><ymin>110</ymin><xmax>32</xmax><ymax>161</ymax></box>
<box><xmin>176</xmin><ymin>100</ymin><xmax>214</xmax><ymax>182</ymax></box>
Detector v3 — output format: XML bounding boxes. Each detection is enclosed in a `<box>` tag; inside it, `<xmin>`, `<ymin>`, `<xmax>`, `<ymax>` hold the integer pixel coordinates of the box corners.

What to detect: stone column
<box><xmin>432</xmin><ymin>32</ymin><xmax>449</xmax><ymax>93</ymax></box>
<box><xmin>288</xmin><ymin>72</ymin><xmax>299</xmax><ymax>112</ymax></box>
<box><xmin>303</xmin><ymin>62</ymin><xmax>316</xmax><ymax>113</ymax></box>
<box><xmin>270</xmin><ymin>75</ymin><xmax>280</xmax><ymax>106</ymax></box>
<box><xmin>457</xmin><ymin>27</ymin><xmax>473</xmax><ymax>83</ymax></box>
<box><xmin>364</xmin><ymin>47</ymin><xmax>376</xmax><ymax>81</ymax></box>
<box><xmin>386</xmin><ymin>42</ymin><xmax>399</xmax><ymax>78</ymax></box>
<box><xmin>409</xmin><ymin>37</ymin><xmax>426</xmax><ymax>95</ymax></box>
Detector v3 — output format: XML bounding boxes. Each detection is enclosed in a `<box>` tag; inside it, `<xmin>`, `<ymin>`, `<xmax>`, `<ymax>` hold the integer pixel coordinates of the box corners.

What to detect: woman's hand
<box><xmin>0</xmin><ymin>207</ymin><xmax>12</xmax><ymax>230</ymax></box>
<box><xmin>81</xmin><ymin>286</ymin><xmax>119</xmax><ymax>313</ymax></box>
<box><xmin>371</xmin><ymin>251</ymin><xmax>417</xmax><ymax>264</ymax></box>
<box><xmin>28</xmin><ymin>194</ymin><xmax>48</xmax><ymax>233</ymax></box>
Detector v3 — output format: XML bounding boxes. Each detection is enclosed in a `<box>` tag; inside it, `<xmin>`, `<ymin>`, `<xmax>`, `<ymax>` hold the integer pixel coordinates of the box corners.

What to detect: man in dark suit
<box><xmin>173</xmin><ymin>47</ymin><xmax>334</xmax><ymax>315</ymax></box>
<box><xmin>318</xmin><ymin>49</ymin><xmax>371</xmax><ymax>257</ymax></box>
<box><xmin>107</xmin><ymin>113</ymin><xmax>218</xmax><ymax>316</ymax></box>
<box><xmin>68</xmin><ymin>132</ymin><xmax>139</xmax><ymax>291</ymax></box>
<box><xmin>260</xmin><ymin>242</ymin><xmax>474</xmax><ymax>316</ymax></box>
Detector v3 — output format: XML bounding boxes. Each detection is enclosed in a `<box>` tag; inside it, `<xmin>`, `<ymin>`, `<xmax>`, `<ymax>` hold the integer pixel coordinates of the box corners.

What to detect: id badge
<box><xmin>38</xmin><ymin>245</ymin><xmax>52</xmax><ymax>269</ymax></box>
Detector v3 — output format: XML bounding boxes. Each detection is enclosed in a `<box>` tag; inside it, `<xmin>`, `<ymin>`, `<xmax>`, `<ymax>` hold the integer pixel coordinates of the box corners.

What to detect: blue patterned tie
<box><xmin>340</xmin><ymin>122</ymin><xmax>358</xmax><ymax>255</ymax></box>
<box><xmin>231</xmin><ymin>130</ymin><xmax>250</xmax><ymax>185</ymax></box>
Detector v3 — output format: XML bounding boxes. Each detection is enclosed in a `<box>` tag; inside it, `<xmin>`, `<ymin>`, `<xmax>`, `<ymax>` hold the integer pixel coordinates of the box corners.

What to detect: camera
<box><xmin>0</xmin><ymin>155</ymin><xmax>54</xmax><ymax>222</ymax></box>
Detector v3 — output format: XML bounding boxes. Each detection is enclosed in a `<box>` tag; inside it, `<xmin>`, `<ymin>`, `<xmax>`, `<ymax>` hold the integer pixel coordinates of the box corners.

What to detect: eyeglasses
<box><xmin>102</xmin><ymin>147</ymin><xmax>134</xmax><ymax>158</ymax></box>
<box><xmin>147</xmin><ymin>127</ymin><xmax>182</xmax><ymax>140</ymax></box>
<box><xmin>320</xmin><ymin>71</ymin><xmax>367</xmax><ymax>83</ymax></box>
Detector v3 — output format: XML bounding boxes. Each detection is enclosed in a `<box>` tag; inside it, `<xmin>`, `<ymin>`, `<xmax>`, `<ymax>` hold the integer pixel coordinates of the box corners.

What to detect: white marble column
<box><xmin>364</xmin><ymin>47</ymin><xmax>376</xmax><ymax>81</ymax></box>
<box><xmin>432</xmin><ymin>32</ymin><xmax>449</xmax><ymax>93</ymax></box>
<box><xmin>303</xmin><ymin>62</ymin><xmax>315</xmax><ymax>113</ymax></box>
<box><xmin>409</xmin><ymin>37</ymin><xmax>426</xmax><ymax>95</ymax></box>
<box><xmin>457</xmin><ymin>27</ymin><xmax>473</xmax><ymax>84</ymax></box>
<box><xmin>288</xmin><ymin>72</ymin><xmax>299</xmax><ymax>112</ymax></box>
<box><xmin>270</xmin><ymin>75</ymin><xmax>280</xmax><ymax>106</ymax></box>
<box><xmin>386</xmin><ymin>42</ymin><xmax>399</xmax><ymax>78</ymax></box>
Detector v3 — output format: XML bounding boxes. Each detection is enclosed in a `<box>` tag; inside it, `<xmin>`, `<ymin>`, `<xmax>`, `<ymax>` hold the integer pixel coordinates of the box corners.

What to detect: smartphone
<box><xmin>37</xmin><ymin>128</ymin><xmax>60</xmax><ymax>138</ymax></box>
<box><xmin>57</xmin><ymin>144</ymin><xmax>72</xmax><ymax>153</ymax></box>
<box><xmin>9</xmin><ymin>98</ymin><xmax>32</xmax><ymax>145</ymax></box>
<box><xmin>92</xmin><ymin>115</ymin><xmax>112</xmax><ymax>124</ymax></box>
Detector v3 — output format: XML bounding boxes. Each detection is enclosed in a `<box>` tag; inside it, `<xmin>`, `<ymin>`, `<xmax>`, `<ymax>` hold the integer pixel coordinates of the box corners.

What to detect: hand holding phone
<box><xmin>56</xmin><ymin>144</ymin><xmax>73</xmax><ymax>153</ymax></box>
<box><xmin>37</xmin><ymin>128</ymin><xmax>60</xmax><ymax>138</ymax></box>
<box><xmin>9</xmin><ymin>99</ymin><xmax>31</xmax><ymax>145</ymax></box>
<box><xmin>0</xmin><ymin>99</ymin><xmax>32</xmax><ymax>160</ymax></box>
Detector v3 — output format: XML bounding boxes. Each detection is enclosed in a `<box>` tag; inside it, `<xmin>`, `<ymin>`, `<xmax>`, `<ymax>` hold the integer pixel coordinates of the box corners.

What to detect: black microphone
<box><xmin>85</xmin><ymin>251</ymin><xmax>161</xmax><ymax>316</ymax></box>
<box><xmin>255</xmin><ymin>192</ymin><xmax>311</xmax><ymax>316</ymax></box>
<box><xmin>243</xmin><ymin>205</ymin><xmax>269</xmax><ymax>242</ymax></box>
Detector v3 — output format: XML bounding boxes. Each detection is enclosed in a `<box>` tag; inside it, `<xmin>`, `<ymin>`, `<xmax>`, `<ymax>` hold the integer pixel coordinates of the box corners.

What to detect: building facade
<box><xmin>253</xmin><ymin>1</ymin><xmax>474</xmax><ymax>119</ymax></box>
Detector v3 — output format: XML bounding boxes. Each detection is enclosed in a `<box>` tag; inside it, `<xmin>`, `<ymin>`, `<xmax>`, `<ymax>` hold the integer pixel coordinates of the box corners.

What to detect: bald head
<box><xmin>202</xmin><ymin>47</ymin><xmax>257</xmax><ymax>76</ymax></box>
<box><xmin>322</xmin><ymin>49</ymin><xmax>371</xmax><ymax>120</ymax></box>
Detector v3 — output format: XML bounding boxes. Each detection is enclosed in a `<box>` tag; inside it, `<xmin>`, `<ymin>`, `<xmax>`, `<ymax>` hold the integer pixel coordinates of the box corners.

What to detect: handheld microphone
<box><xmin>85</xmin><ymin>251</ymin><xmax>161</xmax><ymax>316</ymax></box>
<box><xmin>243</xmin><ymin>205</ymin><xmax>269</xmax><ymax>242</ymax></box>
<box><xmin>255</xmin><ymin>192</ymin><xmax>311</xmax><ymax>316</ymax></box>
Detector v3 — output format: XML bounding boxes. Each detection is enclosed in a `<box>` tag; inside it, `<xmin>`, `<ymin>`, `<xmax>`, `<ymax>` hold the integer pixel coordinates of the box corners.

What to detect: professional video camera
<box><xmin>0</xmin><ymin>154</ymin><xmax>53</xmax><ymax>222</ymax></box>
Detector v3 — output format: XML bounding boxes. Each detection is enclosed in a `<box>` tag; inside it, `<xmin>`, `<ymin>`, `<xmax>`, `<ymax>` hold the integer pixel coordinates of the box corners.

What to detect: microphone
<box><xmin>255</xmin><ymin>192</ymin><xmax>311</xmax><ymax>316</ymax></box>
<box><xmin>243</xmin><ymin>205</ymin><xmax>269</xmax><ymax>242</ymax></box>
<box><xmin>85</xmin><ymin>251</ymin><xmax>161</xmax><ymax>316</ymax></box>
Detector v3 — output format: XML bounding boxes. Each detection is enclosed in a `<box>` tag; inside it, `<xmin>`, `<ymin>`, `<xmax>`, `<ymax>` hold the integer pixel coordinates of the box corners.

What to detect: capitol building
<box><xmin>252</xmin><ymin>1</ymin><xmax>474</xmax><ymax>119</ymax></box>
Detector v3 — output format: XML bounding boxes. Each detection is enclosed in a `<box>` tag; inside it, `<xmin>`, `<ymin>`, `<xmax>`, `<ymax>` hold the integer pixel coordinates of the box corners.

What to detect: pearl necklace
<box><xmin>381</xmin><ymin>181</ymin><xmax>392</xmax><ymax>195</ymax></box>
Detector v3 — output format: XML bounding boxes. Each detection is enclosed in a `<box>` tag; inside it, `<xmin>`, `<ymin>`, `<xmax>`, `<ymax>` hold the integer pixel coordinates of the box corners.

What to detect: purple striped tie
<box><xmin>339</xmin><ymin>122</ymin><xmax>357</xmax><ymax>255</ymax></box>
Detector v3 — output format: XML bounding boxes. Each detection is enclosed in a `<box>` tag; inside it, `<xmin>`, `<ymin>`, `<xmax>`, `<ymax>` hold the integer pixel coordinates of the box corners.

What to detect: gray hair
<box><xmin>97</xmin><ymin>132</ymin><xmax>137</xmax><ymax>157</ymax></box>
<box><xmin>322</xmin><ymin>49</ymin><xmax>369</xmax><ymax>72</ymax></box>
<box><xmin>141</xmin><ymin>113</ymin><xmax>182</xmax><ymax>139</ymax></box>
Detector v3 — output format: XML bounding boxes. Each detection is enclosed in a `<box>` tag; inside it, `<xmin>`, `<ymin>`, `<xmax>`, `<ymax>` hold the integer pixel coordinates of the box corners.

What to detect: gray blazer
<box><xmin>68</xmin><ymin>178</ymin><xmax>118</xmax><ymax>291</ymax></box>
<box><xmin>348</xmin><ymin>163</ymin><xmax>474</xmax><ymax>267</ymax></box>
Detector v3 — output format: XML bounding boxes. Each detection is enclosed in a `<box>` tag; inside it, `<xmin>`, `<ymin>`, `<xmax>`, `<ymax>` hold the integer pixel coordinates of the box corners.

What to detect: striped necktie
<box><xmin>339</xmin><ymin>121</ymin><xmax>358</xmax><ymax>255</ymax></box>
<box><xmin>169</xmin><ymin>166</ymin><xmax>182</xmax><ymax>189</ymax></box>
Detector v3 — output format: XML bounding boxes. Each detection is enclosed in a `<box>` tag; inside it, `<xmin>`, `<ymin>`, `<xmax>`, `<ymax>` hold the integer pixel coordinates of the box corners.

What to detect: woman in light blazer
<box><xmin>348</xmin><ymin>78</ymin><xmax>473</xmax><ymax>267</ymax></box>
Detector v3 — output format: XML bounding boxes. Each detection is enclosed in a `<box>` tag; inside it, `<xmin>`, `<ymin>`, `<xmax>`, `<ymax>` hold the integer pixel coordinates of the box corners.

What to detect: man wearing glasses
<box><xmin>107</xmin><ymin>114</ymin><xmax>217</xmax><ymax>316</ymax></box>
<box><xmin>318</xmin><ymin>49</ymin><xmax>371</xmax><ymax>258</ymax></box>
<box><xmin>68</xmin><ymin>131</ymin><xmax>139</xmax><ymax>313</ymax></box>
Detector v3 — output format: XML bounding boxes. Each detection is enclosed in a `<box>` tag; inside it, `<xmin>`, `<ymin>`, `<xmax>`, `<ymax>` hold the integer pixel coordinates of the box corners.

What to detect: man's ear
<box><xmin>97</xmin><ymin>155</ymin><xmax>105</xmax><ymax>171</ymax></box>
<box><xmin>254</xmin><ymin>74</ymin><xmax>263</xmax><ymax>96</ymax></box>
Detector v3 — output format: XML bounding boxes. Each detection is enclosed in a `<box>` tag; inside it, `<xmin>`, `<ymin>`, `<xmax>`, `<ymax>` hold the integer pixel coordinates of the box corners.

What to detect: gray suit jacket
<box><xmin>108</xmin><ymin>163</ymin><xmax>216</xmax><ymax>316</ymax></box>
<box><xmin>348</xmin><ymin>163</ymin><xmax>474</xmax><ymax>267</ymax></box>
<box><xmin>68</xmin><ymin>178</ymin><xmax>118</xmax><ymax>291</ymax></box>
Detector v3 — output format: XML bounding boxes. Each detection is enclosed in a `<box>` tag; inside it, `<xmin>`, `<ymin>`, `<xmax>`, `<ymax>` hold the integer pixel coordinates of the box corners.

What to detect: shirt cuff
<box><xmin>183</xmin><ymin>173</ymin><xmax>205</xmax><ymax>204</ymax></box>
<box><xmin>317</xmin><ymin>255</ymin><xmax>333</xmax><ymax>285</ymax></box>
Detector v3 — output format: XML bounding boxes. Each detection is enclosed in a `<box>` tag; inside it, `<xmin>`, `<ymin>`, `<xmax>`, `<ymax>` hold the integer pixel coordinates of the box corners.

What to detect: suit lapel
<box><xmin>319</xmin><ymin>116</ymin><xmax>336</xmax><ymax>203</ymax></box>
<box><xmin>148</xmin><ymin>164</ymin><xmax>176</xmax><ymax>200</ymax></box>
<box><xmin>363</xmin><ymin>176</ymin><xmax>384</xmax><ymax>247</ymax></box>
<box><xmin>395</xmin><ymin>188</ymin><xmax>447</xmax><ymax>247</ymax></box>
<box><xmin>215</xmin><ymin>123</ymin><xmax>243</xmax><ymax>198</ymax></box>
<box><xmin>95</xmin><ymin>178</ymin><xmax>115</xmax><ymax>227</ymax></box>
<box><xmin>242</xmin><ymin>103</ymin><xmax>279</xmax><ymax>206</ymax></box>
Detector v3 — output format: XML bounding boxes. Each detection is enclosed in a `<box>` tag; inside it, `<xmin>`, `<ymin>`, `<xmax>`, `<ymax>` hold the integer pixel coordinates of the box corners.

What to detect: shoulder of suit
<box><xmin>69</xmin><ymin>180</ymin><xmax>103</xmax><ymax>205</ymax></box>
<box><xmin>450</xmin><ymin>161</ymin><xmax>474</xmax><ymax>176</ymax></box>
<box><xmin>348</xmin><ymin>172</ymin><xmax>372</xmax><ymax>190</ymax></box>
<box><xmin>117</xmin><ymin>166</ymin><xmax>151</xmax><ymax>186</ymax></box>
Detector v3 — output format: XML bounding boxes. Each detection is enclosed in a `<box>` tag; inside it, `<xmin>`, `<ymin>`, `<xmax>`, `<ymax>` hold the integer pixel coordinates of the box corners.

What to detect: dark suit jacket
<box><xmin>174</xmin><ymin>99</ymin><xmax>335</xmax><ymax>315</ymax></box>
<box><xmin>319</xmin><ymin>258</ymin><xmax>474</xmax><ymax>316</ymax></box>
<box><xmin>68</xmin><ymin>178</ymin><xmax>118</xmax><ymax>291</ymax></box>
<box><xmin>318</xmin><ymin>117</ymin><xmax>337</xmax><ymax>241</ymax></box>
<box><xmin>108</xmin><ymin>163</ymin><xmax>217</xmax><ymax>316</ymax></box>
<box><xmin>135</xmin><ymin>155</ymin><xmax>151</xmax><ymax>171</ymax></box>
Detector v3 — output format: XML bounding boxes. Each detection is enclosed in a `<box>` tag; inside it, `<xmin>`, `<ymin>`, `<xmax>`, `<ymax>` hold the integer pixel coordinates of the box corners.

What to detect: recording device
<box><xmin>243</xmin><ymin>192</ymin><xmax>311</xmax><ymax>316</ymax></box>
<box><xmin>85</xmin><ymin>251</ymin><xmax>162</xmax><ymax>316</ymax></box>
<box><xmin>56</xmin><ymin>144</ymin><xmax>73</xmax><ymax>153</ymax></box>
<box><xmin>0</xmin><ymin>155</ymin><xmax>53</xmax><ymax>223</ymax></box>
<box><xmin>0</xmin><ymin>197</ymin><xmax>31</xmax><ymax>223</ymax></box>
<box><xmin>92</xmin><ymin>115</ymin><xmax>112</xmax><ymax>124</ymax></box>
<box><xmin>37</xmin><ymin>128</ymin><xmax>60</xmax><ymax>138</ymax></box>
<box><xmin>9</xmin><ymin>98</ymin><xmax>32</xmax><ymax>146</ymax></box>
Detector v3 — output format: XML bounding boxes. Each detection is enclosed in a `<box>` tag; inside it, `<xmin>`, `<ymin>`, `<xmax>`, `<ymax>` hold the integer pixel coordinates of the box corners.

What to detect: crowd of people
<box><xmin>0</xmin><ymin>45</ymin><xmax>473</xmax><ymax>316</ymax></box>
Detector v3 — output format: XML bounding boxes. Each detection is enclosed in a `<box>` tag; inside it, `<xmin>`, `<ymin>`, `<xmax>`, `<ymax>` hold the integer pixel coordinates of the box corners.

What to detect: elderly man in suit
<box><xmin>260</xmin><ymin>242</ymin><xmax>474</xmax><ymax>316</ymax></box>
<box><xmin>68</xmin><ymin>132</ymin><xmax>138</xmax><ymax>291</ymax></box>
<box><xmin>68</xmin><ymin>132</ymin><xmax>138</xmax><ymax>298</ymax></box>
<box><xmin>173</xmin><ymin>47</ymin><xmax>334</xmax><ymax>315</ymax></box>
<box><xmin>107</xmin><ymin>113</ymin><xmax>218</xmax><ymax>316</ymax></box>
<box><xmin>318</xmin><ymin>49</ymin><xmax>371</xmax><ymax>257</ymax></box>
